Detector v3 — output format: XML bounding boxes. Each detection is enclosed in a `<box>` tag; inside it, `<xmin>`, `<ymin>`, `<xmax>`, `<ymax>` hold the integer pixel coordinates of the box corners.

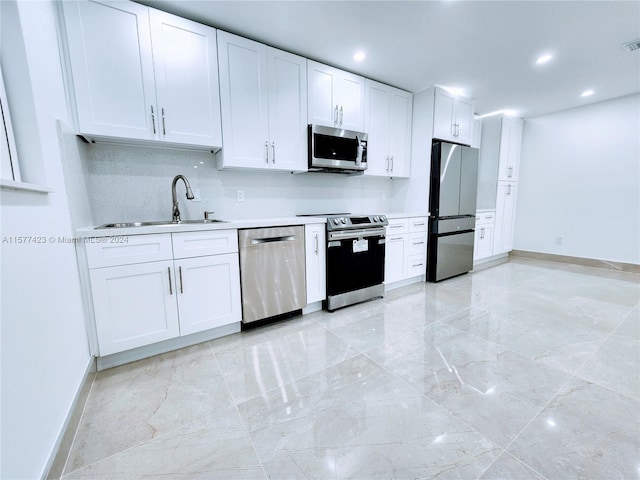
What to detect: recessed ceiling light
<box><xmin>536</xmin><ymin>54</ymin><xmax>553</xmax><ymax>65</ymax></box>
<box><xmin>353</xmin><ymin>51</ymin><xmax>366</xmax><ymax>62</ymax></box>
<box><xmin>581</xmin><ymin>89</ymin><xmax>595</xmax><ymax>97</ymax></box>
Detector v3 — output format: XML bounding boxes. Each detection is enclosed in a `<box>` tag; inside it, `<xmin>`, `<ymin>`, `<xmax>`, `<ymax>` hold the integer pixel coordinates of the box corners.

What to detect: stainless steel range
<box><xmin>301</xmin><ymin>213</ymin><xmax>388</xmax><ymax>311</ymax></box>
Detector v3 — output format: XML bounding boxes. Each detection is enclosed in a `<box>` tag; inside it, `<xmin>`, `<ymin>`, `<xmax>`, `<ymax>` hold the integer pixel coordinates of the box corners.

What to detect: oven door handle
<box><xmin>328</xmin><ymin>228</ymin><xmax>386</xmax><ymax>241</ymax></box>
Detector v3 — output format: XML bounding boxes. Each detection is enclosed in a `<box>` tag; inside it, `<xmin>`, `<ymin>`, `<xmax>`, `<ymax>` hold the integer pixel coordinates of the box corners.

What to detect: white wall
<box><xmin>514</xmin><ymin>93</ymin><xmax>640</xmax><ymax>264</ymax></box>
<box><xmin>0</xmin><ymin>2</ymin><xmax>91</xmax><ymax>478</ymax></box>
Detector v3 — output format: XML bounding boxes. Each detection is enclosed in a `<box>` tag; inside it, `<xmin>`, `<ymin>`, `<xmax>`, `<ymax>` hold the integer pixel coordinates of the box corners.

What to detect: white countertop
<box><xmin>77</xmin><ymin>212</ymin><xmax>431</xmax><ymax>237</ymax></box>
<box><xmin>77</xmin><ymin>216</ymin><xmax>327</xmax><ymax>238</ymax></box>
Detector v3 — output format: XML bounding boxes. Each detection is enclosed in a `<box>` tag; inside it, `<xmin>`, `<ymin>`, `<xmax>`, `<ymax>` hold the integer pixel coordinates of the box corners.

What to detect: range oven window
<box><xmin>326</xmin><ymin>234</ymin><xmax>385</xmax><ymax>297</ymax></box>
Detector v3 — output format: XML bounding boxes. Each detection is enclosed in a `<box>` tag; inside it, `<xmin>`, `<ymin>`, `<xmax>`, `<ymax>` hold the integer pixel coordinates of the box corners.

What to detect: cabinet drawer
<box><xmin>406</xmin><ymin>253</ymin><xmax>426</xmax><ymax>278</ymax></box>
<box><xmin>172</xmin><ymin>229</ymin><xmax>238</xmax><ymax>259</ymax></box>
<box><xmin>386</xmin><ymin>219</ymin><xmax>408</xmax><ymax>235</ymax></box>
<box><xmin>407</xmin><ymin>232</ymin><xmax>427</xmax><ymax>255</ymax></box>
<box><xmin>476</xmin><ymin>211</ymin><xmax>496</xmax><ymax>225</ymax></box>
<box><xmin>86</xmin><ymin>234</ymin><xmax>173</xmax><ymax>269</ymax></box>
<box><xmin>408</xmin><ymin>217</ymin><xmax>428</xmax><ymax>232</ymax></box>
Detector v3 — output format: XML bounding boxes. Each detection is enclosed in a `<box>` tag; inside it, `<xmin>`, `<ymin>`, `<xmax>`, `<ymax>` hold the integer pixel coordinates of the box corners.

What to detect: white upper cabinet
<box><xmin>497</xmin><ymin>116</ymin><xmax>523</xmax><ymax>182</ymax></box>
<box><xmin>432</xmin><ymin>86</ymin><xmax>475</xmax><ymax>145</ymax></box>
<box><xmin>217</xmin><ymin>31</ymin><xmax>307</xmax><ymax>171</ymax></box>
<box><xmin>62</xmin><ymin>0</ymin><xmax>222</xmax><ymax>148</ymax></box>
<box><xmin>307</xmin><ymin>60</ymin><xmax>365</xmax><ymax>131</ymax></box>
<box><xmin>149</xmin><ymin>9</ymin><xmax>222</xmax><ymax>147</ymax></box>
<box><xmin>364</xmin><ymin>79</ymin><xmax>412</xmax><ymax>178</ymax></box>
<box><xmin>63</xmin><ymin>0</ymin><xmax>157</xmax><ymax>141</ymax></box>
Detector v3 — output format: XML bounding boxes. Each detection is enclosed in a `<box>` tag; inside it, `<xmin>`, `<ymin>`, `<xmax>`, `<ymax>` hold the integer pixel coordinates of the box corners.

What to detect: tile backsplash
<box><xmin>80</xmin><ymin>141</ymin><xmax>406</xmax><ymax>226</ymax></box>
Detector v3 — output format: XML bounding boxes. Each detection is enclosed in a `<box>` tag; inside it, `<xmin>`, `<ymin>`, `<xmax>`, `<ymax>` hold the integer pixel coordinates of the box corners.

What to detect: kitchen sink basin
<box><xmin>95</xmin><ymin>219</ymin><xmax>228</xmax><ymax>229</ymax></box>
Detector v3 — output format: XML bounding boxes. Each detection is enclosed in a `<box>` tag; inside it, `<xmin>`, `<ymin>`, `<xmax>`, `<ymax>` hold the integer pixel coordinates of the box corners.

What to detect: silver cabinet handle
<box><xmin>150</xmin><ymin>106</ymin><xmax>157</xmax><ymax>134</ymax></box>
<box><xmin>386</xmin><ymin>157</ymin><xmax>390</xmax><ymax>172</ymax></box>
<box><xmin>339</xmin><ymin>105</ymin><xmax>343</xmax><ymax>126</ymax></box>
<box><xmin>413</xmin><ymin>241</ymin><xmax>424</xmax><ymax>246</ymax></box>
<box><xmin>271</xmin><ymin>142</ymin><xmax>275</xmax><ymax>164</ymax></box>
<box><xmin>167</xmin><ymin>267</ymin><xmax>173</xmax><ymax>295</ymax></box>
<box><xmin>161</xmin><ymin>107</ymin><xmax>166</xmax><ymax>135</ymax></box>
<box><xmin>264</xmin><ymin>141</ymin><xmax>269</xmax><ymax>164</ymax></box>
<box><xmin>390</xmin><ymin>224</ymin><xmax>403</xmax><ymax>229</ymax></box>
<box><xmin>507</xmin><ymin>185</ymin><xmax>512</xmax><ymax>195</ymax></box>
<box><xmin>480</xmin><ymin>227</ymin><xmax>485</xmax><ymax>239</ymax></box>
<box><xmin>413</xmin><ymin>222</ymin><xmax>425</xmax><ymax>227</ymax></box>
<box><xmin>179</xmin><ymin>266</ymin><xmax>183</xmax><ymax>294</ymax></box>
<box><xmin>412</xmin><ymin>262</ymin><xmax>424</xmax><ymax>267</ymax></box>
<box><xmin>390</xmin><ymin>156</ymin><xmax>394</xmax><ymax>172</ymax></box>
<box><xmin>508</xmin><ymin>166</ymin><xmax>513</xmax><ymax>178</ymax></box>
<box><xmin>314</xmin><ymin>232</ymin><xmax>319</xmax><ymax>255</ymax></box>
<box><xmin>334</xmin><ymin>105</ymin><xmax>339</xmax><ymax>125</ymax></box>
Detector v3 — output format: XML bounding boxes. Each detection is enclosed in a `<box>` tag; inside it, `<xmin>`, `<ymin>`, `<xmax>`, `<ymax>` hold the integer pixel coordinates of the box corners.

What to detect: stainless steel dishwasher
<box><xmin>238</xmin><ymin>226</ymin><xmax>306</xmax><ymax>327</ymax></box>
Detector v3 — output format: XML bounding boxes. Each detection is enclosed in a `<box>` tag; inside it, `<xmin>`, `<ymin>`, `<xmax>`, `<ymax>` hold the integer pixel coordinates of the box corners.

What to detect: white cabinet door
<box><xmin>267</xmin><ymin>48</ymin><xmax>308</xmax><ymax>172</ymax></box>
<box><xmin>305</xmin><ymin>224</ymin><xmax>326</xmax><ymax>304</ymax></box>
<box><xmin>63</xmin><ymin>0</ymin><xmax>157</xmax><ymax>140</ymax></box>
<box><xmin>90</xmin><ymin>260</ymin><xmax>180</xmax><ymax>356</ymax></box>
<box><xmin>149</xmin><ymin>10</ymin><xmax>222</xmax><ymax>147</ymax></box>
<box><xmin>217</xmin><ymin>31</ymin><xmax>269</xmax><ymax>168</ymax></box>
<box><xmin>388</xmin><ymin>88</ymin><xmax>412</xmax><ymax>177</ymax></box>
<box><xmin>338</xmin><ymin>71</ymin><xmax>365</xmax><ymax>131</ymax></box>
<box><xmin>307</xmin><ymin>60</ymin><xmax>337</xmax><ymax>128</ymax></box>
<box><xmin>432</xmin><ymin>87</ymin><xmax>475</xmax><ymax>145</ymax></box>
<box><xmin>365</xmin><ymin>81</ymin><xmax>412</xmax><ymax>178</ymax></box>
<box><xmin>433</xmin><ymin>87</ymin><xmax>456</xmax><ymax>142</ymax></box>
<box><xmin>384</xmin><ymin>235</ymin><xmax>406</xmax><ymax>284</ymax></box>
<box><xmin>498</xmin><ymin>116</ymin><xmax>523</xmax><ymax>182</ymax></box>
<box><xmin>474</xmin><ymin>224</ymin><xmax>494</xmax><ymax>260</ymax></box>
<box><xmin>174</xmin><ymin>253</ymin><xmax>241</xmax><ymax>335</ymax></box>
<box><xmin>364</xmin><ymin>81</ymin><xmax>390</xmax><ymax>177</ymax></box>
<box><xmin>455</xmin><ymin>96</ymin><xmax>475</xmax><ymax>146</ymax></box>
<box><xmin>493</xmin><ymin>182</ymin><xmax>518</xmax><ymax>255</ymax></box>
<box><xmin>307</xmin><ymin>61</ymin><xmax>364</xmax><ymax>131</ymax></box>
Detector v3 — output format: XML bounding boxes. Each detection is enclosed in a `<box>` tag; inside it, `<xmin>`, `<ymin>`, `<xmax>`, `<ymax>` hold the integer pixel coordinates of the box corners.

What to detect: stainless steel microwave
<box><xmin>308</xmin><ymin>125</ymin><xmax>368</xmax><ymax>174</ymax></box>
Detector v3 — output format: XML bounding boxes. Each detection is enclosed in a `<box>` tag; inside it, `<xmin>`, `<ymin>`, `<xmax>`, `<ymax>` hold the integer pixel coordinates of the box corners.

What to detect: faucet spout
<box><xmin>171</xmin><ymin>175</ymin><xmax>194</xmax><ymax>222</ymax></box>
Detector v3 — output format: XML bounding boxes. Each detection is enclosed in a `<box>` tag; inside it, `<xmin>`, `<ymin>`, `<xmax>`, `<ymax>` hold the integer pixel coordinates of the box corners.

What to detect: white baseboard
<box><xmin>44</xmin><ymin>357</ymin><xmax>96</xmax><ymax>480</ymax></box>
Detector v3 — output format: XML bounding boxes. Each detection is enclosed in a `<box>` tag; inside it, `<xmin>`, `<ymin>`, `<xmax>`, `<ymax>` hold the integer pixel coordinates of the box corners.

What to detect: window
<box><xmin>0</xmin><ymin>65</ymin><xmax>21</xmax><ymax>182</ymax></box>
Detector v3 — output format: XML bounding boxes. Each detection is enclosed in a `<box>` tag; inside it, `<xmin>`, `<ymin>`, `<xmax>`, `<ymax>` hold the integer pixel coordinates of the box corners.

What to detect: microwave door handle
<box><xmin>356</xmin><ymin>136</ymin><xmax>363</xmax><ymax>166</ymax></box>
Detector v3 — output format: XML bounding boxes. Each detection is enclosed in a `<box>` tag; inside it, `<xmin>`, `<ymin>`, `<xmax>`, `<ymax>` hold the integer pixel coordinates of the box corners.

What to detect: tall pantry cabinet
<box><xmin>476</xmin><ymin>114</ymin><xmax>523</xmax><ymax>259</ymax></box>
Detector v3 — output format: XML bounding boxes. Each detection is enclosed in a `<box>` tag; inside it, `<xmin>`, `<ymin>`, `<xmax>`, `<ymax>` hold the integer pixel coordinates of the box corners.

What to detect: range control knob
<box><xmin>373</xmin><ymin>216</ymin><xmax>380</xmax><ymax>222</ymax></box>
<box><xmin>333</xmin><ymin>218</ymin><xmax>341</xmax><ymax>225</ymax></box>
<box><xmin>341</xmin><ymin>218</ymin><xmax>347</xmax><ymax>224</ymax></box>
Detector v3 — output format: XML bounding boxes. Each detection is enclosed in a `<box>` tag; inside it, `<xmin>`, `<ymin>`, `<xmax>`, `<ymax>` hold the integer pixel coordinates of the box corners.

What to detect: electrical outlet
<box><xmin>555</xmin><ymin>236</ymin><xmax>563</xmax><ymax>245</ymax></box>
<box><xmin>236</xmin><ymin>189</ymin><xmax>245</xmax><ymax>202</ymax></box>
<box><xmin>191</xmin><ymin>188</ymin><xmax>201</xmax><ymax>202</ymax></box>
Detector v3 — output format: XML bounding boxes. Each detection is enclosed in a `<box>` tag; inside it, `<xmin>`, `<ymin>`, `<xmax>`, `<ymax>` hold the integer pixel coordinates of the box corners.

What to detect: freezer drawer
<box><xmin>428</xmin><ymin>231</ymin><xmax>475</xmax><ymax>282</ymax></box>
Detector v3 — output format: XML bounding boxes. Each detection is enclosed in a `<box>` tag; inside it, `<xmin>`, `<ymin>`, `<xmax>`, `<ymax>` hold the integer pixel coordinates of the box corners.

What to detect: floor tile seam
<box><xmin>474</xmin><ymin>449</ymin><xmax>551</xmax><ymax>480</ymax></box>
<box><xmin>208</xmin><ymin>341</ymin><xmax>269</xmax><ymax>479</ymax></box>
<box><xmin>62</xmin><ymin>402</ymin><xmax>252</xmax><ymax>478</ymax></box>
<box><xmin>226</xmin><ymin>350</ymin><xmax>370</xmax><ymax>407</ymax></box>
<box><xmin>361</xmin><ymin>349</ymin><xmax>514</xmax><ymax>463</ymax></box>
<box><xmin>59</xmin><ymin>371</ymin><xmax>98</xmax><ymax>479</ymax></box>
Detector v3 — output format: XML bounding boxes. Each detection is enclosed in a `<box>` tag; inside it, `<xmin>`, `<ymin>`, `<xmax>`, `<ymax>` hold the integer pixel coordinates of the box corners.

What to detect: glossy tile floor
<box><xmin>60</xmin><ymin>259</ymin><xmax>640</xmax><ymax>479</ymax></box>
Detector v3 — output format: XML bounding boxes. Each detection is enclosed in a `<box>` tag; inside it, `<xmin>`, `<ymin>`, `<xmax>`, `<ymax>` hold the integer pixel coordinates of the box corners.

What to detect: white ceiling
<box><xmin>141</xmin><ymin>0</ymin><xmax>640</xmax><ymax>118</ymax></box>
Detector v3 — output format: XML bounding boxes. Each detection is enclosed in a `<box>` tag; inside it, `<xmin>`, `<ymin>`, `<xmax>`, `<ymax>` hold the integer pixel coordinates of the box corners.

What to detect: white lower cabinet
<box><xmin>385</xmin><ymin>234</ymin><xmax>406</xmax><ymax>284</ymax></box>
<box><xmin>90</xmin><ymin>260</ymin><xmax>180</xmax><ymax>356</ymax></box>
<box><xmin>305</xmin><ymin>223</ymin><xmax>326</xmax><ymax>304</ymax></box>
<box><xmin>174</xmin><ymin>253</ymin><xmax>241</xmax><ymax>336</ymax></box>
<box><xmin>86</xmin><ymin>230</ymin><xmax>241</xmax><ymax>356</ymax></box>
<box><xmin>474</xmin><ymin>211</ymin><xmax>496</xmax><ymax>261</ymax></box>
<box><xmin>493</xmin><ymin>182</ymin><xmax>518</xmax><ymax>255</ymax></box>
<box><xmin>384</xmin><ymin>216</ymin><xmax>428</xmax><ymax>284</ymax></box>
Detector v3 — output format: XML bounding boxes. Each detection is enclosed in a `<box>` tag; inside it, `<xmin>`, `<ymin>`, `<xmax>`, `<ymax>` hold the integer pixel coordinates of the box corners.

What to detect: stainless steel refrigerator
<box><xmin>427</xmin><ymin>141</ymin><xmax>479</xmax><ymax>282</ymax></box>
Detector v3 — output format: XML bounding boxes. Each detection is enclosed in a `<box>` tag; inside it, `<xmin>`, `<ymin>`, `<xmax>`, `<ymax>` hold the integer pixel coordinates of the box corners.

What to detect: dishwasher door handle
<box><xmin>251</xmin><ymin>235</ymin><xmax>296</xmax><ymax>245</ymax></box>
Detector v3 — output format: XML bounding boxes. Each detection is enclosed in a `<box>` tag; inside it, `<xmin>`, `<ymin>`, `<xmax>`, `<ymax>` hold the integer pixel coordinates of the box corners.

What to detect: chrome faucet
<box><xmin>171</xmin><ymin>175</ymin><xmax>195</xmax><ymax>222</ymax></box>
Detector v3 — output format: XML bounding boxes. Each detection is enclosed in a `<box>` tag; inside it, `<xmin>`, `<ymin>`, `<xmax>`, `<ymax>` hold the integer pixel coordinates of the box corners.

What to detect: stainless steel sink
<box><xmin>95</xmin><ymin>219</ymin><xmax>228</xmax><ymax>229</ymax></box>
